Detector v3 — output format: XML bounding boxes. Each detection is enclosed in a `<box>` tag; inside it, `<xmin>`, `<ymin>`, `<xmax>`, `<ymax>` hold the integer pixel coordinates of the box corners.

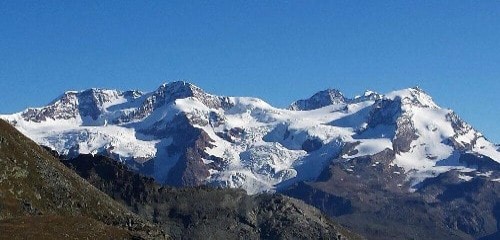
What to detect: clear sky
<box><xmin>0</xmin><ymin>1</ymin><xmax>499</xmax><ymax>142</ymax></box>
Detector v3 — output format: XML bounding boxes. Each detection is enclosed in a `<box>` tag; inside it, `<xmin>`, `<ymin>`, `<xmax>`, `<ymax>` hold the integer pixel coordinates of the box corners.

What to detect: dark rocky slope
<box><xmin>0</xmin><ymin>119</ymin><xmax>166</xmax><ymax>239</ymax></box>
<box><xmin>60</xmin><ymin>153</ymin><xmax>362</xmax><ymax>240</ymax></box>
<box><xmin>284</xmin><ymin>149</ymin><xmax>500</xmax><ymax>240</ymax></box>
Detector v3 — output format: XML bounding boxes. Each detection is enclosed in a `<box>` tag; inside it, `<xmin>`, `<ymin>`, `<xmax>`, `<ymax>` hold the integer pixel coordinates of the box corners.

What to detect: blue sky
<box><xmin>0</xmin><ymin>1</ymin><xmax>499</xmax><ymax>142</ymax></box>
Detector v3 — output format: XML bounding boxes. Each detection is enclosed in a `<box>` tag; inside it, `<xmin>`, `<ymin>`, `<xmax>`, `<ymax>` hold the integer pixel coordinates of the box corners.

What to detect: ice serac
<box><xmin>1</xmin><ymin>83</ymin><xmax>499</xmax><ymax>194</ymax></box>
<box><xmin>289</xmin><ymin>88</ymin><xmax>347</xmax><ymax>111</ymax></box>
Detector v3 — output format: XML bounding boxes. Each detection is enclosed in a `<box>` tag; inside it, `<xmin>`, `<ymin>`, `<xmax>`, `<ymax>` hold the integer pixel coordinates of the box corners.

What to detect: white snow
<box><xmin>348</xmin><ymin>139</ymin><xmax>393</xmax><ymax>158</ymax></box>
<box><xmin>386</xmin><ymin>88</ymin><xmax>439</xmax><ymax>109</ymax></box>
<box><xmin>1</xmin><ymin>113</ymin><xmax>158</xmax><ymax>161</ymax></box>
<box><xmin>458</xmin><ymin>174</ymin><xmax>474</xmax><ymax>182</ymax></box>
<box><xmin>477</xmin><ymin>171</ymin><xmax>493</xmax><ymax>177</ymax></box>
<box><xmin>472</xmin><ymin>137</ymin><xmax>500</xmax><ymax>162</ymax></box>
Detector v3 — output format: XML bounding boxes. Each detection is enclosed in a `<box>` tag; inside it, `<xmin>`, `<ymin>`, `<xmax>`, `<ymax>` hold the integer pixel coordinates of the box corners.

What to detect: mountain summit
<box><xmin>2</xmin><ymin>82</ymin><xmax>499</xmax><ymax>194</ymax></box>
<box><xmin>289</xmin><ymin>88</ymin><xmax>347</xmax><ymax>110</ymax></box>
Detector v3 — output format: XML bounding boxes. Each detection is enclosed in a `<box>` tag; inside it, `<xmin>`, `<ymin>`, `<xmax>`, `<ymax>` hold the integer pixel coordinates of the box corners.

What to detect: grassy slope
<box><xmin>0</xmin><ymin>215</ymin><xmax>131</xmax><ymax>240</ymax></box>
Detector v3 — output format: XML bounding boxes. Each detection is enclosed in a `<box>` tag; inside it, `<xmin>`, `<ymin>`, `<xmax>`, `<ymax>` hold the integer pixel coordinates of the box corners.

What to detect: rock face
<box><xmin>0</xmin><ymin>119</ymin><xmax>165</xmax><ymax>239</ymax></box>
<box><xmin>118</xmin><ymin>82</ymin><xmax>232</xmax><ymax>123</ymax></box>
<box><xmin>21</xmin><ymin>89</ymin><xmax>137</xmax><ymax>124</ymax></box>
<box><xmin>289</xmin><ymin>88</ymin><xmax>347</xmax><ymax>111</ymax></box>
<box><xmin>60</xmin><ymin>153</ymin><xmax>361</xmax><ymax>240</ymax></box>
<box><xmin>1</xmin><ymin>83</ymin><xmax>499</xmax><ymax>196</ymax></box>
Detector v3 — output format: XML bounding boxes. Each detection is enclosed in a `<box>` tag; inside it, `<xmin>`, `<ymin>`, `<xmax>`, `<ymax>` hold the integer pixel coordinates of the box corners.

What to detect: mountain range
<box><xmin>1</xmin><ymin>81</ymin><xmax>499</xmax><ymax>239</ymax></box>
<box><xmin>1</xmin><ymin>81</ymin><xmax>498</xmax><ymax>193</ymax></box>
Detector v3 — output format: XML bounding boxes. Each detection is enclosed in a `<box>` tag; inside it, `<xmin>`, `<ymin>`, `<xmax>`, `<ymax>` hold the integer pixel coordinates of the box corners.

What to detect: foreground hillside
<box><xmin>0</xmin><ymin>119</ymin><xmax>166</xmax><ymax>239</ymax></box>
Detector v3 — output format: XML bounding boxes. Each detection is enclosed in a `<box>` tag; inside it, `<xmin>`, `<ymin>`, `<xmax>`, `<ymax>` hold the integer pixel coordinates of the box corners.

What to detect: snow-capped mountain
<box><xmin>2</xmin><ymin>81</ymin><xmax>499</xmax><ymax>194</ymax></box>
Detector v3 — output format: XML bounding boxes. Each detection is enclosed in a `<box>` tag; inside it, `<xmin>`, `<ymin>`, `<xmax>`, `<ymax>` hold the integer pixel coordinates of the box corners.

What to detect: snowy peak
<box><xmin>20</xmin><ymin>88</ymin><xmax>126</xmax><ymax>123</ymax></box>
<box><xmin>153</xmin><ymin>81</ymin><xmax>224</xmax><ymax>106</ymax></box>
<box><xmin>351</xmin><ymin>90</ymin><xmax>383</xmax><ymax>103</ymax></box>
<box><xmin>382</xmin><ymin>86</ymin><xmax>482</xmax><ymax>152</ymax></box>
<box><xmin>124</xmin><ymin>81</ymin><xmax>196</xmax><ymax>121</ymax></box>
<box><xmin>151</xmin><ymin>81</ymin><xmax>232</xmax><ymax>109</ymax></box>
<box><xmin>154</xmin><ymin>81</ymin><xmax>199</xmax><ymax>101</ymax></box>
<box><xmin>120</xmin><ymin>81</ymin><xmax>232</xmax><ymax>123</ymax></box>
<box><xmin>289</xmin><ymin>88</ymin><xmax>347</xmax><ymax>111</ymax></box>
<box><xmin>387</xmin><ymin>87</ymin><xmax>439</xmax><ymax>109</ymax></box>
